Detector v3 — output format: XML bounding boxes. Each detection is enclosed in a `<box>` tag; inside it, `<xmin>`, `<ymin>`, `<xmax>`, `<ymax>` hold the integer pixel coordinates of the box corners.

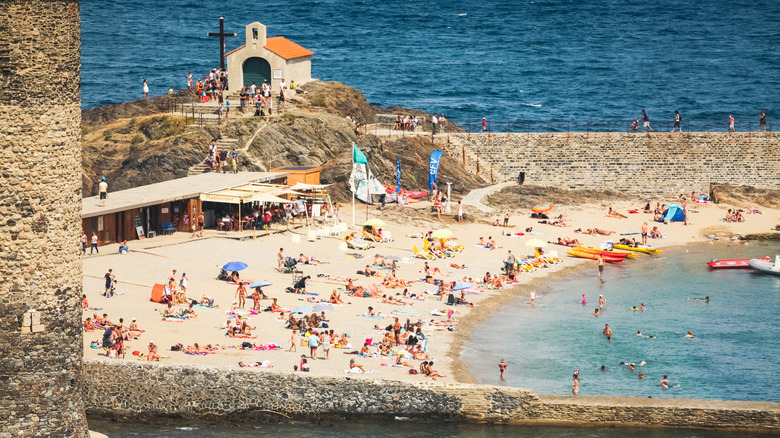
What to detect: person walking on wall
<box><xmin>98</xmin><ymin>177</ymin><xmax>108</xmax><ymax>207</ymax></box>
<box><xmin>143</xmin><ymin>79</ymin><xmax>149</xmax><ymax>99</ymax></box>
<box><xmin>642</xmin><ymin>109</ymin><xmax>653</xmax><ymax>132</ymax></box>
<box><xmin>431</xmin><ymin>113</ymin><xmax>438</xmax><ymax>134</ymax></box>
<box><xmin>671</xmin><ymin>110</ymin><xmax>682</xmax><ymax>133</ymax></box>
<box><xmin>729</xmin><ymin>114</ymin><xmax>735</xmax><ymax>132</ymax></box>
<box><xmin>759</xmin><ymin>110</ymin><xmax>766</xmax><ymax>132</ymax></box>
<box><xmin>481</xmin><ymin>117</ymin><xmax>487</xmax><ymax>132</ymax></box>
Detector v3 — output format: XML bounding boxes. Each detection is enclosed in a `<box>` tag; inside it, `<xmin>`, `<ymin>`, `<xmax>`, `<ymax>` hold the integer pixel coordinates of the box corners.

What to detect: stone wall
<box><xmin>83</xmin><ymin>361</ymin><xmax>779</xmax><ymax>431</ymax></box>
<box><xmin>440</xmin><ymin>132</ymin><xmax>780</xmax><ymax>195</ymax></box>
<box><xmin>0</xmin><ymin>1</ymin><xmax>88</xmax><ymax>437</ymax></box>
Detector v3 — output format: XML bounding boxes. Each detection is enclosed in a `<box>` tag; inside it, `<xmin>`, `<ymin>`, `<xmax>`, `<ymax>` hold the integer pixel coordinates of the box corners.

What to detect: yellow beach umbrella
<box><xmin>431</xmin><ymin>229</ymin><xmax>453</xmax><ymax>239</ymax></box>
<box><xmin>363</xmin><ymin>218</ymin><xmax>386</xmax><ymax>227</ymax></box>
<box><xmin>525</xmin><ymin>239</ymin><xmax>547</xmax><ymax>248</ymax></box>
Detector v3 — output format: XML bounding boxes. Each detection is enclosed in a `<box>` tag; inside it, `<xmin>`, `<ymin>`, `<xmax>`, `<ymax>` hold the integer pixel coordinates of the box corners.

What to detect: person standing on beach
<box><xmin>641</xmin><ymin>222</ymin><xmax>648</xmax><ymax>245</ymax></box>
<box><xmin>504</xmin><ymin>250</ymin><xmax>516</xmax><ymax>272</ymax></box>
<box><xmin>729</xmin><ymin>114</ymin><xmax>735</xmax><ymax>132</ymax></box>
<box><xmin>642</xmin><ymin>109</ymin><xmax>653</xmax><ymax>132</ymax></box>
<box><xmin>599</xmin><ymin>295</ymin><xmax>606</xmax><ymax>308</ymax></box>
<box><xmin>289</xmin><ymin>331</ymin><xmax>298</xmax><ymax>352</ymax></box>
<box><xmin>278</xmin><ymin>248</ymin><xmax>285</xmax><ymax>271</ymax></box>
<box><xmin>235</xmin><ymin>282</ymin><xmax>246</xmax><ymax>309</ymax></box>
<box><xmin>499</xmin><ymin>360</ymin><xmax>507</xmax><ymax>380</ymax></box>
<box><xmin>530</xmin><ymin>290</ymin><xmax>536</xmax><ymax>305</ymax></box>
<box><xmin>143</xmin><ymin>79</ymin><xmax>149</xmax><ymax>99</ymax></box>
<box><xmin>597</xmin><ymin>253</ymin><xmax>604</xmax><ymax>280</ymax></box>
<box><xmin>671</xmin><ymin>110</ymin><xmax>682</xmax><ymax>133</ymax></box>
<box><xmin>457</xmin><ymin>201</ymin><xmax>463</xmax><ymax>222</ymax></box>
<box><xmin>759</xmin><ymin>110</ymin><xmax>766</xmax><ymax>132</ymax></box>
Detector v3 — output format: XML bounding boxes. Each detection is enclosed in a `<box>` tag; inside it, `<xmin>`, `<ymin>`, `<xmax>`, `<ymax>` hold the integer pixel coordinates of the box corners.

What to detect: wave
<box><xmin>522</xmin><ymin>103</ymin><xmax>543</xmax><ymax>107</ymax></box>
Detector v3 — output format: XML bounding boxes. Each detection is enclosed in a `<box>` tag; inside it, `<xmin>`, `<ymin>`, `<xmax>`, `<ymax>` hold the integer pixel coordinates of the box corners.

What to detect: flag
<box><xmin>353</xmin><ymin>143</ymin><xmax>367</xmax><ymax>164</ymax></box>
<box><xmin>429</xmin><ymin>150</ymin><xmax>443</xmax><ymax>190</ymax></box>
<box><xmin>395</xmin><ymin>157</ymin><xmax>401</xmax><ymax>193</ymax></box>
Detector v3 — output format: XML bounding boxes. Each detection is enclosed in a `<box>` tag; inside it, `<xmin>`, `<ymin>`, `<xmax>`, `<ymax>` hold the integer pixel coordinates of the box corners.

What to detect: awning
<box><xmin>249</xmin><ymin>193</ymin><xmax>293</xmax><ymax>204</ymax></box>
<box><xmin>289</xmin><ymin>183</ymin><xmax>331</xmax><ymax>191</ymax></box>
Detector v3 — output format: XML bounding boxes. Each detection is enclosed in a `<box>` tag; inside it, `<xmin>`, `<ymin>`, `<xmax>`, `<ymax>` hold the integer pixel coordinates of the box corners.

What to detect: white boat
<box><xmin>748</xmin><ymin>255</ymin><xmax>780</xmax><ymax>276</ymax></box>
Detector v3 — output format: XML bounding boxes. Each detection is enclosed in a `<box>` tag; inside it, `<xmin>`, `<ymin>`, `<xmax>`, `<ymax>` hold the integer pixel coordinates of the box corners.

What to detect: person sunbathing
<box><xmin>83</xmin><ymin>318</ymin><xmax>95</xmax><ymax>331</ymax></box>
<box><xmin>199</xmin><ymin>295</ymin><xmax>216</xmax><ymax>307</ymax></box>
<box><xmin>298</xmin><ymin>253</ymin><xmax>322</xmax><ymax>265</ymax></box>
<box><xmin>396</xmin><ymin>355</ymin><xmax>412</xmax><ymax>367</ymax></box>
<box><xmin>373</xmin><ymin>254</ymin><xmax>389</xmax><ymax>266</ymax></box>
<box><xmin>147</xmin><ymin>342</ymin><xmax>161</xmax><ymax>361</ymax></box>
<box><xmin>450</xmin><ymin>263</ymin><xmax>465</xmax><ymax>269</ymax></box>
<box><xmin>185</xmin><ymin>343</ymin><xmax>215</xmax><ymax>354</ymax></box>
<box><xmin>82</xmin><ymin>294</ymin><xmax>89</xmax><ymax>310</ymax></box>
<box><xmin>492</xmin><ymin>218</ymin><xmax>501</xmax><ymax>226</ymax></box>
<box><xmin>349</xmin><ymin>358</ymin><xmax>366</xmax><ymax>372</ymax></box>
<box><xmin>406</xmin><ymin>231</ymin><xmax>425</xmax><ymax>238</ymax></box>
<box><xmin>338</xmin><ymin>334</ymin><xmax>349</xmax><ymax>347</ymax></box>
<box><xmin>549</xmin><ymin>214</ymin><xmax>570</xmax><ymax>226</ymax></box>
<box><xmin>270</xmin><ymin>298</ymin><xmax>282</xmax><ymax>312</ymax></box>
<box><xmin>381</xmin><ymin>294</ymin><xmax>408</xmax><ymax>305</ymax></box>
<box><xmin>382</xmin><ymin>275</ymin><xmax>406</xmax><ymax>289</ymax></box>
<box><xmin>643</xmin><ymin>203</ymin><xmax>652</xmax><ymax>213</ymax></box>
<box><xmin>359</xmin><ymin>343</ymin><xmax>371</xmax><ymax>355</ymax></box>
<box><xmin>606</xmin><ymin>207</ymin><xmax>627</xmax><ymax>219</ymax></box>
<box><xmin>239</xmin><ymin>321</ymin><xmax>255</xmax><ymax>335</ymax></box>
<box><xmin>486</xmin><ymin>236</ymin><xmax>497</xmax><ymax>249</ymax></box>
<box><xmin>477</xmin><ymin>237</ymin><xmax>486</xmax><ymax>246</ymax></box>
<box><xmin>483</xmin><ymin>272</ymin><xmax>493</xmax><ymax>284</ymax></box>
<box><xmin>420</xmin><ymin>361</ymin><xmax>447</xmax><ymax>381</ymax></box>
<box><xmin>379</xmin><ymin>344</ymin><xmax>391</xmax><ymax>356</ymax></box>
<box><xmin>423</xmin><ymin>262</ymin><xmax>441</xmax><ymax>275</ymax></box>
<box><xmin>329</xmin><ymin>290</ymin><xmax>345</xmax><ymax>305</ymax></box>
<box><xmin>649</xmin><ymin>227</ymin><xmax>662</xmax><ymax>238</ymax></box>
<box><xmin>163</xmin><ymin>303</ymin><xmax>178</xmax><ymax>317</ymax></box>
<box><xmin>411</xmin><ymin>345</ymin><xmax>431</xmax><ymax>360</ymax></box>
<box><xmin>363</xmin><ymin>265</ymin><xmax>378</xmax><ymax>277</ymax></box>
<box><xmin>228</xmin><ymin>271</ymin><xmax>240</xmax><ymax>283</ymax></box>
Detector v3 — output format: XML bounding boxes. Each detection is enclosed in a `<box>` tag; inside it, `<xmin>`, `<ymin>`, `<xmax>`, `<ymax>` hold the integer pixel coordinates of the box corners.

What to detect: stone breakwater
<box><xmin>440</xmin><ymin>132</ymin><xmax>780</xmax><ymax>196</ymax></box>
<box><xmin>83</xmin><ymin>361</ymin><xmax>779</xmax><ymax>430</ymax></box>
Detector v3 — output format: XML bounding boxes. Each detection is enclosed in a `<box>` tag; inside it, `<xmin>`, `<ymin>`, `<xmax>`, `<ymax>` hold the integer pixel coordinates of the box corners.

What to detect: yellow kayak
<box><xmin>577</xmin><ymin>246</ymin><xmax>637</xmax><ymax>259</ymax></box>
<box><xmin>613</xmin><ymin>244</ymin><xmax>662</xmax><ymax>255</ymax></box>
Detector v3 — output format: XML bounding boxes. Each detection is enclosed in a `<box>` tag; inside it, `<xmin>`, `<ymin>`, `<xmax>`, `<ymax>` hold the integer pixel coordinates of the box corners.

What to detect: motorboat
<box><xmin>707</xmin><ymin>257</ymin><xmax>769</xmax><ymax>269</ymax></box>
<box><xmin>748</xmin><ymin>255</ymin><xmax>780</xmax><ymax>276</ymax></box>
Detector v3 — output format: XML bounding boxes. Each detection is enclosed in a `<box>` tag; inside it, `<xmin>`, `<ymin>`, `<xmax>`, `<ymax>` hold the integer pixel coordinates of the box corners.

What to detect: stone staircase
<box><xmin>187</xmin><ymin>137</ymin><xmax>240</xmax><ymax>176</ymax></box>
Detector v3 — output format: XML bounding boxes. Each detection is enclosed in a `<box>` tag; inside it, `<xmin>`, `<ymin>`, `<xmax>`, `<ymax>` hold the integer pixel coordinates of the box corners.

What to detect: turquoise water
<box><xmin>462</xmin><ymin>242</ymin><xmax>780</xmax><ymax>401</ymax></box>
<box><xmin>88</xmin><ymin>419</ymin><xmax>776</xmax><ymax>437</ymax></box>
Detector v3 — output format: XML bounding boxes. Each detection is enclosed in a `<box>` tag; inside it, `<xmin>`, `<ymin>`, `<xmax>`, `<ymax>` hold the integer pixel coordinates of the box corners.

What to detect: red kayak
<box><xmin>707</xmin><ymin>257</ymin><xmax>770</xmax><ymax>269</ymax></box>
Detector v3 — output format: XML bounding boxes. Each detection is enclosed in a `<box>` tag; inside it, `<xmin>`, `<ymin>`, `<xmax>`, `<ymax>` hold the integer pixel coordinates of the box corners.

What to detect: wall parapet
<box><xmin>83</xmin><ymin>360</ymin><xmax>779</xmax><ymax>431</ymax></box>
<box><xmin>440</xmin><ymin>132</ymin><xmax>780</xmax><ymax>196</ymax></box>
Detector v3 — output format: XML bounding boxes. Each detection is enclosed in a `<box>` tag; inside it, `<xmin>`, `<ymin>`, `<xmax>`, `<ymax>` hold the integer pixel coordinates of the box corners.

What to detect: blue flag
<box><xmin>428</xmin><ymin>150</ymin><xmax>443</xmax><ymax>190</ymax></box>
<box><xmin>395</xmin><ymin>157</ymin><xmax>401</xmax><ymax>193</ymax></box>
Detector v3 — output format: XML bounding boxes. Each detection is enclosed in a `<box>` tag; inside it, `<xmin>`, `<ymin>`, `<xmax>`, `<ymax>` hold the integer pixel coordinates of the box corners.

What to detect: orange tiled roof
<box><xmin>264</xmin><ymin>37</ymin><xmax>314</xmax><ymax>60</ymax></box>
<box><xmin>224</xmin><ymin>45</ymin><xmax>245</xmax><ymax>57</ymax></box>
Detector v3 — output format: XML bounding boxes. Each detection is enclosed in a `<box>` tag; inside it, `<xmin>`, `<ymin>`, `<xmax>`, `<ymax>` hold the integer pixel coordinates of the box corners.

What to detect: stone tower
<box><xmin>0</xmin><ymin>1</ymin><xmax>89</xmax><ymax>436</ymax></box>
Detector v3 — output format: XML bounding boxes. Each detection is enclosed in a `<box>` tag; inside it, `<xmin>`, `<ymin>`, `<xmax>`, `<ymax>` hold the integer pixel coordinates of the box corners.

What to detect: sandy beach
<box><xmin>82</xmin><ymin>189</ymin><xmax>780</xmax><ymax>385</ymax></box>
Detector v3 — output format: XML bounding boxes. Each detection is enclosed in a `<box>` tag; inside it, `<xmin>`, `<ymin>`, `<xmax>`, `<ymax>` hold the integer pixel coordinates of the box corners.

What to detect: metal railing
<box><xmin>461</xmin><ymin>119</ymin><xmax>774</xmax><ymax>133</ymax></box>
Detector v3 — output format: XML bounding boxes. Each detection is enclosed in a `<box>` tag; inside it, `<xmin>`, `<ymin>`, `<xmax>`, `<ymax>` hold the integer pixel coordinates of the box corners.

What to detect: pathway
<box><xmin>461</xmin><ymin>181</ymin><xmax>516</xmax><ymax>213</ymax></box>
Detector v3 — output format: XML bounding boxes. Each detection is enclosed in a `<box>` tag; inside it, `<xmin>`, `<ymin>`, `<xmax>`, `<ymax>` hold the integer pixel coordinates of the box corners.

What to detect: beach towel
<box><xmin>527</xmin><ymin>231</ymin><xmax>548</xmax><ymax>235</ymax></box>
<box><xmin>193</xmin><ymin>304</ymin><xmax>218</xmax><ymax>309</ymax></box>
<box><xmin>620</xmin><ymin>230</ymin><xmax>641</xmax><ymax>235</ymax></box>
<box><xmin>227</xmin><ymin>280</ymin><xmax>253</xmax><ymax>285</ymax></box>
<box><xmin>362</xmin><ymin>314</ymin><xmax>385</xmax><ymax>319</ymax></box>
<box><xmin>161</xmin><ymin>317</ymin><xmax>185</xmax><ymax>323</ymax></box>
<box><xmin>227</xmin><ymin>334</ymin><xmax>257</xmax><ymax>339</ymax></box>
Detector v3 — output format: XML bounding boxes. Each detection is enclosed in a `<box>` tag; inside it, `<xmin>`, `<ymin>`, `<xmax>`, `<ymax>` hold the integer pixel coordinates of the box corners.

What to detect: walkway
<box><xmin>461</xmin><ymin>181</ymin><xmax>516</xmax><ymax>213</ymax></box>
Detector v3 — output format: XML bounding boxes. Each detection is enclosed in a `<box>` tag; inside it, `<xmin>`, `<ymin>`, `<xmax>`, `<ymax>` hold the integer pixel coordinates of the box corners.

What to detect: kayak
<box><xmin>707</xmin><ymin>257</ymin><xmax>769</xmax><ymax>269</ymax></box>
<box><xmin>576</xmin><ymin>246</ymin><xmax>637</xmax><ymax>259</ymax></box>
<box><xmin>748</xmin><ymin>256</ymin><xmax>780</xmax><ymax>276</ymax></box>
<box><xmin>613</xmin><ymin>244</ymin><xmax>662</xmax><ymax>255</ymax></box>
<box><xmin>567</xmin><ymin>249</ymin><xmax>624</xmax><ymax>263</ymax></box>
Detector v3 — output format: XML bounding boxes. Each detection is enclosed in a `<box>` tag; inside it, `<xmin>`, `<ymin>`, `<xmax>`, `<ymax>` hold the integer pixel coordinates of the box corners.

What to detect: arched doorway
<box><xmin>243</xmin><ymin>57</ymin><xmax>271</xmax><ymax>87</ymax></box>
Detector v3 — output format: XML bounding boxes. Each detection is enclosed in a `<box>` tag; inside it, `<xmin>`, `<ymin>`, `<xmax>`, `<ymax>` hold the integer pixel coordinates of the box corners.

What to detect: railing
<box><xmin>461</xmin><ymin>119</ymin><xmax>774</xmax><ymax>133</ymax></box>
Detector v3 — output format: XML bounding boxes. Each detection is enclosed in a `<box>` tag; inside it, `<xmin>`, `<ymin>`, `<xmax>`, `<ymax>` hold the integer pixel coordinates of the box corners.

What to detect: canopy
<box><xmin>453</xmin><ymin>282</ymin><xmax>476</xmax><ymax>291</ymax></box>
<box><xmin>363</xmin><ymin>218</ymin><xmax>386</xmax><ymax>227</ymax></box>
<box><xmin>222</xmin><ymin>261</ymin><xmax>248</xmax><ymax>271</ymax></box>
<box><xmin>249</xmin><ymin>281</ymin><xmax>272</xmax><ymax>288</ymax></box>
<box><xmin>248</xmin><ymin>193</ymin><xmax>293</xmax><ymax>204</ymax></box>
<box><xmin>531</xmin><ymin>204</ymin><xmax>552</xmax><ymax>213</ymax></box>
<box><xmin>431</xmin><ymin>229</ymin><xmax>453</xmax><ymax>239</ymax></box>
<box><xmin>525</xmin><ymin>239</ymin><xmax>547</xmax><ymax>248</ymax></box>
<box><xmin>289</xmin><ymin>183</ymin><xmax>332</xmax><ymax>191</ymax></box>
<box><xmin>663</xmin><ymin>204</ymin><xmax>686</xmax><ymax>222</ymax></box>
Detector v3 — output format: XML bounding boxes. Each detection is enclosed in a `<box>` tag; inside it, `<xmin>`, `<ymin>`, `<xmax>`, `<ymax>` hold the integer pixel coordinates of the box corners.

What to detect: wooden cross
<box><xmin>207</xmin><ymin>16</ymin><xmax>236</xmax><ymax>70</ymax></box>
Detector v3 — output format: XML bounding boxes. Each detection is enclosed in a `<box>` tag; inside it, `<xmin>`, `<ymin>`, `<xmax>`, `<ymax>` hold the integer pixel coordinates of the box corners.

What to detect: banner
<box><xmin>428</xmin><ymin>150</ymin><xmax>443</xmax><ymax>190</ymax></box>
<box><xmin>395</xmin><ymin>157</ymin><xmax>401</xmax><ymax>193</ymax></box>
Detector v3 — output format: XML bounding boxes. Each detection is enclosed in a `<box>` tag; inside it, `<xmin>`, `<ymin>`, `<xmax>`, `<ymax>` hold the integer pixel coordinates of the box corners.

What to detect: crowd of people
<box><xmin>629</xmin><ymin>109</ymin><xmax>768</xmax><ymax>133</ymax></box>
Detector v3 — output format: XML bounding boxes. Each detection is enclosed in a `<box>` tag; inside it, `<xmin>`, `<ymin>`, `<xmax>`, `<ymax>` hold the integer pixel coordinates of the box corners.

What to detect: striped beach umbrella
<box><xmin>531</xmin><ymin>204</ymin><xmax>552</xmax><ymax>213</ymax></box>
<box><xmin>291</xmin><ymin>306</ymin><xmax>313</xmax><ymax>314</ymax></box>
<box><xmin>392</xmin><ymin>307</ymin><xmax>421</xmax><ymax>317</ymax></box>
<box><xmin>312</xmin><ymin>303</ymin><xmax>333</xmax><ymax>312</ymax></box>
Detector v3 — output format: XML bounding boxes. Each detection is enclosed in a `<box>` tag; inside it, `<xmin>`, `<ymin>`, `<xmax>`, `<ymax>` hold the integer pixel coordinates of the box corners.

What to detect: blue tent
<box><xmin>663</xmin><ymin>204</ymin><xmax>686</xmax><ymax>222</ymax></box>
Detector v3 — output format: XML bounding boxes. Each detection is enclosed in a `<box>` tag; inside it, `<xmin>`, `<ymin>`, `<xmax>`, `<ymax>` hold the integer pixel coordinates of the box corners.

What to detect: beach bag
<box><xmin>241</xmin><ymin>342</ymin><xmax>253</xmax><ymax>349</ymax></box>
<box><xmin>170</xmin><ymin>343</ymin><xmax>183</xmax><ymax>351</ymax></box>
<box><xmin>409</xmin><ymin>369</ymin><xmax>418</xmax><ymax>375</ymax></box>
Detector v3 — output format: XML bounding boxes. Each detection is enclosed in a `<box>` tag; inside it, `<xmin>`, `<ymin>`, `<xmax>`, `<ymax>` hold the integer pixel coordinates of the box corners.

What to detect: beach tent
<box><xmin>663</xmin><ymin>204</ymin><xmax>685</xmax><ymax>222</ymax></box>
<box><xmin>150</xmin><ymin>283</ymin><xmax>165</xmax><ymax>303</ymax></box>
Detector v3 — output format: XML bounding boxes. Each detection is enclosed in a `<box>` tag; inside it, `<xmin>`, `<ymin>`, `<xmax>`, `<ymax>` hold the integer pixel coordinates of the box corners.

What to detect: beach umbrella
<box><xmin>525</xmin><ymin>239</ymin><xmax>547</xmax><ymax>248</ymax></box>
<box><xmin>453</xmin><ymin>282</ymin><xmax>476</xmax><ymax>291</ymax></box>
<box><xmin>291</xmin><ymin>306</ymin><xmax>313</xmax><ymax>314</ymax></box>
<box><xmin>222</xmin><ymin>261</ymin><xmax>248</xmax><ymax>271</ymax></box>
<box><xmin>392</xmin><ymin>307</ymin><xmax>421</xmax><ymax>317</ymax></box>
<box><xmin>431</xmin><ymin>229</ymin><xmax>453</xmax><ymax>239</ymax></box>
<box><xmin>312</xmin><ymin>303</ymin><xmax>333</xmax><ymax>312</ymax></box>
<box><xmin>249</xmin><ymin>281</ymin><xmax>273</xmax><ymax>288</ymax></box>
<box><xmin>385</xmin><ymin>255</ymin><xmax>401</xmax><ymax>261</ymax></box>
<box><xmin>363</xmin><ymin>218</ymin><xmax>386</xmax><ymax>227</ymax></box>
<box><xmin>531</xmin><ymin>204</ymin><xmax>552</xmax><ymax>213</ymax></box>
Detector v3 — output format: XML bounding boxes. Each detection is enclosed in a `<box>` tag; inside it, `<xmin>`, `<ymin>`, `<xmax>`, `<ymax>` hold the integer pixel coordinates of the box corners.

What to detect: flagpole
<box><xmin>351</xmin><ymin>144</ymin><xmax>355</xmax><ymax>228</ymax></box>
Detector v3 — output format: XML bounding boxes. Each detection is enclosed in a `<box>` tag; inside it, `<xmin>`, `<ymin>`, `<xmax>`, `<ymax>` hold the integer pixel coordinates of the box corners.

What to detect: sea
<box><xmin>80</xmin><ymin>0</ymin><xmax>780</xmax><ymax>132</ymax></box>
<box><xmin>462</xmin><ymin>241</ymin><xmax>780</xmax><ymax>401</ymax></box>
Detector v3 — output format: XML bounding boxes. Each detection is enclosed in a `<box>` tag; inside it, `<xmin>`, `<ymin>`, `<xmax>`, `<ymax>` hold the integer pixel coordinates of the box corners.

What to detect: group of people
<box><xmin>630</xmin><ymin>109</ymin><xmax>768</xmax><ymax>133</ymax></box>
<box><xmin>204</xmin><ymin>141</ymin><xmax>239</xmax><ymax>173</ymax></box>
<box><xmin>190</xmin><ymin>68</ymin><xmax>229</xmax><ymax>105</ymax></box>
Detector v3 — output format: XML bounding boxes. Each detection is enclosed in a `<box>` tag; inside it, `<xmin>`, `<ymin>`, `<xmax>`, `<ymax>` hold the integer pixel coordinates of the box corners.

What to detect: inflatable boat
<box><xmin>567</xmin><ymin>249</ymin><xmax>624</xmax><ymax>263</ymax></box>
<box><xmin>707</xmin><ymin>257</ymin><xmax>769</xmax><ymax>269</ymax></box>
<box><xmin>612</xmin><ymin>244</ymin><xmax>662</xmax><ymax>255</ymax></box>
<box><xmin>748</xmin><ymin>256</ymin><xmax>780</xmax><ymax>276</ymax></box>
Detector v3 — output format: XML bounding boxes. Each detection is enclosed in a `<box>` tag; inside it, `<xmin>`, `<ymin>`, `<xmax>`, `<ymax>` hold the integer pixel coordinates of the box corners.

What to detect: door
<box><xmin>243</xmin><ymin>57</ymin><xmax>271</xmax><ymax>87</ymax></box>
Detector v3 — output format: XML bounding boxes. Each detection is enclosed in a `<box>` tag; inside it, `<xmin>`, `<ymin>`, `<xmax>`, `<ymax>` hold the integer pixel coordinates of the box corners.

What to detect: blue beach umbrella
<box><xmin>291</xmin><ymin>306</ymin><xmax>313</xmax><ymax>314</ymax></box>
<box><xmin>249</xmin><ymin>281</ymin><xmax>273</xmax><ymax>288</ymax></box>
<box><xmin>222</xmin><ymin>261</ymin><xmax>248</xmax><ymax>272</ymax></box>
<box><xmin>312</xmin><ymin>303</ymin><xmax>333</xmax><ymax>312</ymax></box>
<box><xmin>452</xmin><ymin>282</ymin><xmax>476</xmax><ymax>291</ymax></box>
<box><xmin>392</xmin><ymin>307</ymin><xmax>421</xmax><ymax>317</ymax></box>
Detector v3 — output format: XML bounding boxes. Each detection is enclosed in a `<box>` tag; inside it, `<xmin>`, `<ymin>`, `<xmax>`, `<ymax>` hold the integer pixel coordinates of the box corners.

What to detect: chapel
<box><xmin>225</xmin><ymin>22</ymin><xmax>313</xmax><ymax>94</ymax></box>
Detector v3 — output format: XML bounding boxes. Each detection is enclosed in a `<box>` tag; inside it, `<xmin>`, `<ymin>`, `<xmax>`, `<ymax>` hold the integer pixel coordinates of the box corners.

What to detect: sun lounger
<box><xmin>345</xmin><ymin>235</ymin><xmax>372</xmax><ymax>250</ymax></box>
<box><xmin>413</xmin><ymin>245</ymin><xmax>435</xmax><ymax>260</ymax></box>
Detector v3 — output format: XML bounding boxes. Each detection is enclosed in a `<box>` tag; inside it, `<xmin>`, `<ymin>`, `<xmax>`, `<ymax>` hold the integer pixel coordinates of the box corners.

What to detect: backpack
<box><xmin>170</xmin><ymin>343</ymin><xmax>183</xmax><ymax>351</ymax></box>
<box><xmin>241</xmin><ymin>341</ymin><xmax>253</xmax><ymax>349</ymax></box>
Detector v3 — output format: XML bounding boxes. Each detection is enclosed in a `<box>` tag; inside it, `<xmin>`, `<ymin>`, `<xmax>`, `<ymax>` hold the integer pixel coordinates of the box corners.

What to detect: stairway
<box><xmin>186</xmin><ymin>137</ymin><xmax>240</xmax><ymax>176</ymax></box>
